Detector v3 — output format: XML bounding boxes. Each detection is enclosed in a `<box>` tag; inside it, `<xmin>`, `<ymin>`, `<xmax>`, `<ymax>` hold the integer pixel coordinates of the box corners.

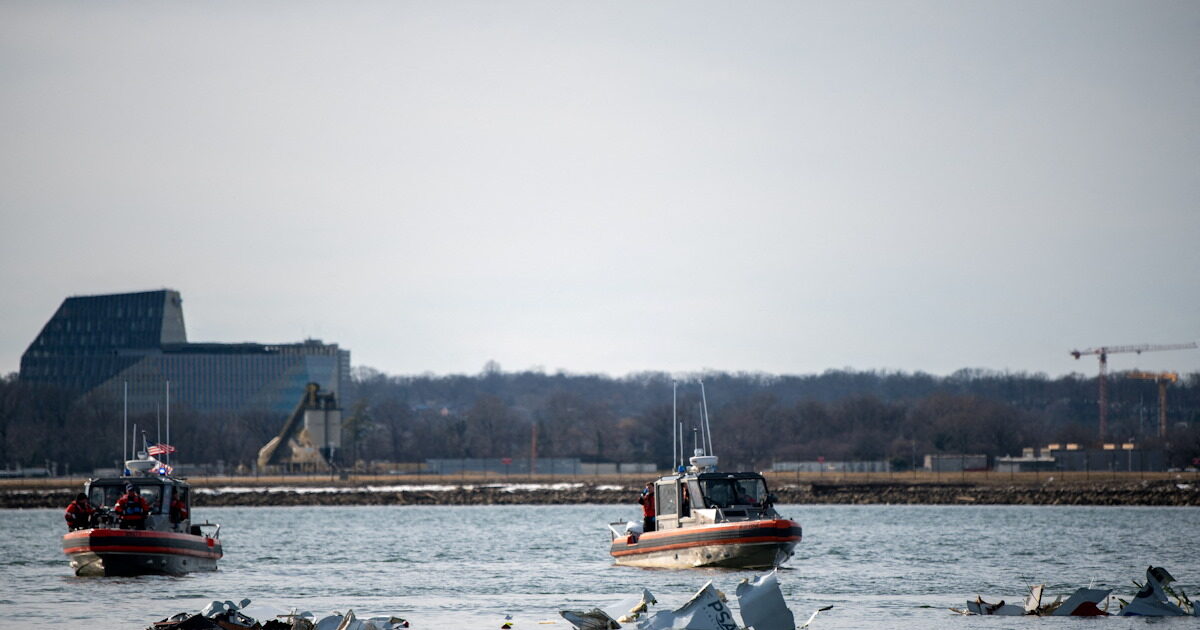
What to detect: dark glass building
<box><xmin>19</xmin><ymin>290</ymin><xmax>351</xmax><ymax>415</ymax></box>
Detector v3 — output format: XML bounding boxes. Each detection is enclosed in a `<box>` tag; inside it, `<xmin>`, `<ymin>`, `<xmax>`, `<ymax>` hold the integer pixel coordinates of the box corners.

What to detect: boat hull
<box><xmin>610</xmin><ymin>518</ymin><xmax>801</xmax><ymax>569</ymax></box>
<box><xmin>62</xmin><ymin>528</ymin><xmax>222</xmax><ymax>577</ymax></box>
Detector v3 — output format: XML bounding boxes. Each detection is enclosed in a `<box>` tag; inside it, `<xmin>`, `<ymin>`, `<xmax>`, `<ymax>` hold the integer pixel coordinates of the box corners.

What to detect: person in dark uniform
<box><xmin>114</xmin><ymin>484</ymin><xmax>150</xmax><ymax>530</ymax></box>
<box><xmin>638</xmin><ymin>482</ymin><xmax>655</xmax><ymax>532</ymax></box>
<box><xmin>169</xmin><ymin>489</ymin><xmax>189</xmax><ymax>529</ymax></box>
<box><xmin>64</xmin><ymin>493</ymin><xmax>95</xmax><ymax>531</ymax></box>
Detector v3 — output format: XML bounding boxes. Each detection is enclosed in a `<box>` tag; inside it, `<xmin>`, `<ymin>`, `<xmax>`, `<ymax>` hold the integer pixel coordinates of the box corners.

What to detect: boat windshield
<box><xmin>90</xmin><ymin>485</ymin><xmax>124</xmax><ymax>509</ymax></box>
<box><xmin>90</xmin><ymin>483</ymin><xmax>165</xmax><ymax>514</ymax></box>
<box><xmin>700</xmin><ymin>478</ymin><xmax>767</xmax><ymax>509</ymax></box>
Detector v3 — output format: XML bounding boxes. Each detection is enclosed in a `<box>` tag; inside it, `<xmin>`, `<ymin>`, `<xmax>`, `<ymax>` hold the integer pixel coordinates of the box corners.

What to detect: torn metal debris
<box><xmin>952</xmin><ymin>566</ymin><xmax>1197</xmax><ymax>618</ymax></box>
<box><xmin>560</xmin><ymin>570</ymin><xmax>831</xmax><ymax>630</ymax></box>
<box><xmin>148</xmin><ymin>599</ymin><xmax>410</xmax><ymax>630</ymax></box>
<box><xmin>1119</xmin><ymin>566</ymin><xmax>1196</xmax><ymax>617</ymax></box>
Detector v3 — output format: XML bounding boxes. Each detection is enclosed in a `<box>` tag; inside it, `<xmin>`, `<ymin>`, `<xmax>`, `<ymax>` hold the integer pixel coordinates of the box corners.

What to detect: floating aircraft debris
<box><xmin>147</xmin><ymin>599</ymin><xmax>409</xmax><ymax>630</ymax></box>
<box><xmin>560</xmin><ymin>570</ymin><xmax>829</xmax><ymax>630</ymax></box>
<box><xmin>733</xmin><ymin>571</ymin><xmax>794</xmax><ymax>630</ymax></box>
<box><xmin>1119</xmin><ymin>566</ymin><xmax>1196</xmax><ymax>617</ymax></box>
<box><xmin>1051</xmin><ymin>588</ymin><xmax>1112</xmax><ymax>617</ymax></box>
<box><xmin>955</xmin><ymin>585</ymin><xmax>1111</xmax><ymax>617</ymax></box>
<box><xmin>796</xmin><ymin>605</ymin><xmax>833</xmax><ymax>630</ymax></box>
<box><xmin>953</xmin><ymin>566</ymin><xmax>1197</xmax><ymax>618</ymax></box>
<box><xmin>559</xmin><ymin>589</ymin><xmax>656</xmax><ymax>629</ymax></box>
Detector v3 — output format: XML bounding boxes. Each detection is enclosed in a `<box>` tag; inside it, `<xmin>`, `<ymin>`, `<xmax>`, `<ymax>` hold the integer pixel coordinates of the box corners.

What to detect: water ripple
<box><xmin>5</xmin><ymin>504</ymin><xmax>1199</xmax><ymax>629</ymax></box>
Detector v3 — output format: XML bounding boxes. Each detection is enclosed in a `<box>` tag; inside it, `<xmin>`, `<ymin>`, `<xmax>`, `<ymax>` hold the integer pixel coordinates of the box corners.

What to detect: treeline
<box><xmin>3</xmin><ymin>367</ymin><xmax>1199</xmax><ymax>474</ymax></box>
<box><xmin>346</xmin><ymin>366</ymin><xmax>1200</xmax><ymax>471</ymax></box>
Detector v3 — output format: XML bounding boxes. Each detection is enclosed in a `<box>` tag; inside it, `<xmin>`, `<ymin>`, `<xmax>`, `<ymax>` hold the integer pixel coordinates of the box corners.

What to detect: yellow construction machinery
<box><xmin>1126</xmin><ymin>370</ymin><xmax>1179</xmax><ymax>439</ymax></box>
<box><xmin>1070</xmin><ymin>342</ymin><xmax>1196</xmax><ymax>440</ymax></box>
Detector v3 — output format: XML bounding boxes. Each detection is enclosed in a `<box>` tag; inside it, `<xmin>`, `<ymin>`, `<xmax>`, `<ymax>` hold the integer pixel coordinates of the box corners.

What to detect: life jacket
<box><xmin>639</xmin><ymin>490</ymin><xmax>655</xmax><ymax>517</ymax></box>
<box><xmin>170</xmin><ymin>499</ymin><xmax>189</xmax><ymax>522</ymax></box>
<box><xmin>65</xmin><ymin>501</ymin><xmax>92</xmax><ymax>524</ymax></box>
<box><xmin>117</xmin><ymin>494</ymin><xmax>147</xmax><ymax>519</ymax></box>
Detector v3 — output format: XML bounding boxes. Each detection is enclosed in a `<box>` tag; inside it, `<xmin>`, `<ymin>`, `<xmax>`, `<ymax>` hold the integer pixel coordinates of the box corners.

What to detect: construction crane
<box><xmin>1069</xmin><ymin>342</ymin><xmax>1196</xmax><ymax>441</ymax></box>
<box><xmin>1126</xmin><ymin>370</ymin><xmax>1179</xmax><ymax>439</ymax></box>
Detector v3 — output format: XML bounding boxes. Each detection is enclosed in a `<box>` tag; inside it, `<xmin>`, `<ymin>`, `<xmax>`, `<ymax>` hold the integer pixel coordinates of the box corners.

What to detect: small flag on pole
<box><xmin>147</xmin><ymin>442</ymin><xmax>176</xmax><ymax>456</ymax></box>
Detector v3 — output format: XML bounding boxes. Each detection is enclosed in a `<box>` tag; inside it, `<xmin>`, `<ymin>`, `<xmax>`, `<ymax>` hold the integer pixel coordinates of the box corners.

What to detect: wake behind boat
<box><xmin>61</xmin><ymin>456</ymin><xmax>222</xmax><ymax>577</ymax></box>
<box><xmin>608</xmin><ymin>383</ymin><xmax>802</xmax><ymax>569</ymax></box>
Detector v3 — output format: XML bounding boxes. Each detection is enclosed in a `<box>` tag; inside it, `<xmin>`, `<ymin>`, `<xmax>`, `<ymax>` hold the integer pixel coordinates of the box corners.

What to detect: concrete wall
<box><xmin>772</xmin><ymin>460</ymin><xmax>893</xmax><ymax>473</ymax></box>
<box><xmin>425</xmin><ymin>458</ymin><xmax>657</xmax><ymax>476</ymax></box>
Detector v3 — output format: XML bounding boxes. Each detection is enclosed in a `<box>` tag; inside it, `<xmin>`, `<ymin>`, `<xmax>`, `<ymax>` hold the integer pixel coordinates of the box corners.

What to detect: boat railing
<box><xmin>608</xmin><ymin>521</ymin><xmax>639</xmax><ymax>539</ymax></box>
<box><xmin>192</xmin><ymin>522</ymin><xmax>221</xmax><ymax>540</ymax></box>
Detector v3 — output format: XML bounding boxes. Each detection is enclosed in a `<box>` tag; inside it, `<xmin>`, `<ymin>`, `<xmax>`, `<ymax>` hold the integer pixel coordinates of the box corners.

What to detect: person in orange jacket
<box><xmin>64</xmin><ymin>493</ymin><xmax>94</xmax><ymax>531</ymax></box>
<box><xmin>638</xmin><ymin>482</ymin><xmax>656</xmax><ymax>532</ymax></box>
<box><xmin>114</xmin><ymin>484</ymin><xmax>150</xmax><ymax>530</ymax></box>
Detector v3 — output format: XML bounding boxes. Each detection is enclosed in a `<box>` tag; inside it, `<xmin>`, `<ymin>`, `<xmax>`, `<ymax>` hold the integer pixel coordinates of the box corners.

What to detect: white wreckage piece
<box><xmin>315</xmin><ymin>610</ymin><xmax>412</xmax><ymax>630</ymax></box>
<box><xmin>148</xmin><ymin>599</ymin><xmax>410</xmax><ymax>630</ymax></box>
<box><xmin>953</xmin><ymin>565</ymin><xmax>1197</xmax><ymax>618</ymax></box>
<box><xmin>559</xmin><ymin>570</ymin><xmax>830</xmax><ymax>630</ymax></box>
<box><xmin>635</xmin><ymin>582</ymin><xmax>738</xmax><ymax>630</ymax></box>
<box><xmin>956</xmin><ymin>584</ymin><xmax>1112</xmax><ymax>617</ymax></box>
<box><xmin>560</xmin><ymin>589</ymin><xmax>657</xmax><ymax>630</ymax></box>
<box><xmin>1119</xmin><ymin>566</ymin><xmax>1197</xmax><ymax>617</ymax></box>
<box><xmin>733</xmin><ymin>571</ymin><xmax>794</xmax><ymax>630</ymax></box>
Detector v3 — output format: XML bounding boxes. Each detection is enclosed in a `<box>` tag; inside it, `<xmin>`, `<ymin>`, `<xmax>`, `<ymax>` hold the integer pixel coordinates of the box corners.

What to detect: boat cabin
<box><xmin>86</xmin><ymin>476</ymin><xmax>192</xmax><ymax>532</ymax></box>
<box><xmin>654</xmin><ymin>471</ymin><xmax>775</xmax><ymax>530</ymax></box>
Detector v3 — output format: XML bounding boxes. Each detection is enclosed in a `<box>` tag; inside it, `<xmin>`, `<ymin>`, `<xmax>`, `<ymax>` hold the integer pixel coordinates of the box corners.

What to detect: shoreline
<box><xmin>4</xmin><ymin>478</ymin><xmax>1197</xmax><ymax>508</ymax></box>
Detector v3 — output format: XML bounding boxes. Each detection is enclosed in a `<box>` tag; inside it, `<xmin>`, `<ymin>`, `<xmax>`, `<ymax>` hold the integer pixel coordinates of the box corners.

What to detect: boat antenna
<box><xmin>671</xmin><ymin>380</ymin><xmax>677</xmax><ymax>472</ymax></box>
<box><xmin>678</xmin><ymin>419</ymin><xmax>684</xmax><ymax>470</ymax></box>
<box><xmin>166</xmin><ymin>380</ymin><xmax>171</xmax><ymax>466</ymax></box>
<box><xmin>699</xmin><ymin>379</ymin><xmax>714</xmax><ymax>456</ymax></box>
<box><xmin>156</xmin><ymin>403</ymin><xmax>161</xmax><ymax>452</ymax></box>
<box><xmin>123</xmin><ymin>381</ymin><xmax>128</xmax><ymax>465</ymax></box>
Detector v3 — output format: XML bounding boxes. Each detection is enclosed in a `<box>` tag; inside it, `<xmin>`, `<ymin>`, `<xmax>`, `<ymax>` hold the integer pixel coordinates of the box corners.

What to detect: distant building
<box><xmin>19</xmin><ymin>289</ymin><xmax>351</xmax><ymax>416</ymax></box>
<box><xmin>771</xmin><ymin>460</ymin><xmax>893</xmax><ymax>473</ymax></box>
<box><xmin>422</xmin><ymin>458</ymin><xmax>656</xmax><ymax>476</ymax></box>
<box><xmin>993</xmin><ymin>454</ymin><xmax>1056</xmax><ymax>473</ymax></box>
<box><xmin>923</xmin><ymin>454</ymin><xmax>988</xmax><ymax>472</ymax></box>
<box><xmin>996</xmin><ymin>444</ymin><xmax>1167</xmax><ymax>473</ymax></box>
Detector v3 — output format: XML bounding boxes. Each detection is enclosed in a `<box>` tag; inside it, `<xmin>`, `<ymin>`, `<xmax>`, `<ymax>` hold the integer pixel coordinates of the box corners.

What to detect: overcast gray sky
<box><xmin>2</xmin><ymin>1</ymin><xmax>1198</xmax><ymax>379</ymax></box>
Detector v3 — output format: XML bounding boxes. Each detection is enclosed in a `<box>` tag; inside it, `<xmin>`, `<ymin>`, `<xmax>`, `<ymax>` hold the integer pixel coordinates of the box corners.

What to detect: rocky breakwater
<box><xmin>191</xmin><ymin>483</ymin><xmax>634</xmax><ymax>507</ymax></box>
<box><xmin>776</xmin><ymin>479</ymin><xmax>1200</xmax><ymax>506</ymax></box>
<box><xmin>2</xmin><ymin>479</ymin><xmax>1198</xmax><ymax>508</ymax></box>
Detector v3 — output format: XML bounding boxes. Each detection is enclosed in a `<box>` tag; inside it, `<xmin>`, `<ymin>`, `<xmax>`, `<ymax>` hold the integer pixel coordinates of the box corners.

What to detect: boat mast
<box><xmin>678</xmin><ymin>419</ymin><xmax>684</xmax><ymax>470</ymax></box>
<box><xmin>123</xmin><ymin>381</ymin><xmax>128</xmax><ymax>465</ymax></box>
<box><xmin>166</xmin><ymin>380</ymin><xmax>171</xmax><ymax>466</ymax></box>
<box><xmin>699</xmin><ymin>380</ymin><xmax>714</xmax><ymax>456</ymax></box>
<box><xmin>671</xmin><ymin>380</ymin><xmax>677</xmax><ymax>472</ymax></box>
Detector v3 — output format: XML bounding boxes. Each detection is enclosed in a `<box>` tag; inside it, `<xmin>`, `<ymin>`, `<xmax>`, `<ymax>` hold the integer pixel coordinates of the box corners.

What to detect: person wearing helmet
<box><xmin>113</xmin><ymin>484</ymin><xmax>150</xmax><ymax>530</ymax></box>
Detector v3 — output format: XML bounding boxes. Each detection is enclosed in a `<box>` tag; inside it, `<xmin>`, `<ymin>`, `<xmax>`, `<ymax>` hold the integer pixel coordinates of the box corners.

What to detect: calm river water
<box><xmin>3</xmin><ymin>504</ymin><xmax>1198</xmax><ymax>629</ymax></box>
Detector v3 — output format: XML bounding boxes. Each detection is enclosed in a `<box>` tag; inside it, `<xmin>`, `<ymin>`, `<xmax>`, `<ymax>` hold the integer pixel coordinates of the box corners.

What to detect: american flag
<box><xmin>147</xmin><ymin>442</ymin><xmax>176</xmax><ymax>456</ymax></box>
